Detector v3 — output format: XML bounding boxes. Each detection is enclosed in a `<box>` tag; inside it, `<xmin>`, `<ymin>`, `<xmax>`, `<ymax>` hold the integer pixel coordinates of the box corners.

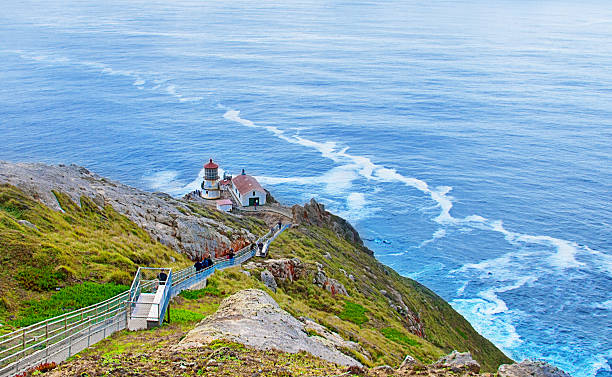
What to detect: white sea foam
<box><xmin>417</xmin><ymin>228</ymin><xmax>446</xmax><ymax>248</ymax></box>
<box><xmin>592</xmin><ymin>299</ymin><xmax>612</xmax><ymax>310</ymax></box>
<box><xmin>11</xmin><ymin>50</ymin><xmax>205</xmax><ymax>104</ymax></box>
<box><xmin>451</xmin><ymin>297</ymin><xmax>523</xmax><ymax>352</ymax></box>
<box><xmin>143</xmin><ymin>166</ymin><xmax>221</xmax><ymax>197</ymax></box>
<box><xmin>587</xmin><ymin>350</ymin><xmax>612</xmax><ymax>377</ymax></box>
<box><xmin>222</xmin><ymin>107</ymin><xmax>600</xmax><ymax>274</ymax></box>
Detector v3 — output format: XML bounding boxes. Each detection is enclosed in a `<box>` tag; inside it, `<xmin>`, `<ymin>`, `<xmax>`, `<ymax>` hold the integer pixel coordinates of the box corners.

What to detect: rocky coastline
<box><xmin>0</xmin><ymin>161</ymin><xmax>572</xmax><ymax>377</ymax></box>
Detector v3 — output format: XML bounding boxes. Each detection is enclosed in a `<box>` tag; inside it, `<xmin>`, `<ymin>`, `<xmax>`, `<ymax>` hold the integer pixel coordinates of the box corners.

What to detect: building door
<box><xmin>249</xmin><ymin>197</ymin><xmax>259</xmax><ymax>206</ymax></box>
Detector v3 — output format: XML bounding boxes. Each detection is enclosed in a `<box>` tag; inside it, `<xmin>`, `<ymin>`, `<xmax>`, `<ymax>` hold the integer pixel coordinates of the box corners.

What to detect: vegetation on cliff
<box><xmin>0</xmin><ymin>176</ymin><xmax>511</xmax><ymax>373</ymax></box>
<box><xmin>0</xmin><ymin>184</ymin><xmax>191</xmax><ymax>331</ymax></box>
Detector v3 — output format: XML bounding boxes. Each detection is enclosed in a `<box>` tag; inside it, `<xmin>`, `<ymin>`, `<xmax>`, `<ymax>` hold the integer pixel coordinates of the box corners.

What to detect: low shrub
<box><xmin>11</xmin><ymin>282</ymin><xmax>128</xmax><ymax>327</ymax></box>
<box><xmin>169</xmin><ymin>308</ymin><xmax>205</xmax><ymax>324</ymax></box>
<box><xmin>338</xmin><ymin>301</ymin><xmax>368</xmax><ymax>325</ymax></box>
<box><xmin>381</xmin><ymin>327</ymin><xmax>420</xmax><ymax>347</ymax></box>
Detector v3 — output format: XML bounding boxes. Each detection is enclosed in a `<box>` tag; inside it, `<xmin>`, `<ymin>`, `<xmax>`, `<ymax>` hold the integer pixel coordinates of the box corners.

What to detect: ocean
<box><xmin>0</xmin><ymin>0</ymin><xmax>610</xmax><ymax>375</ymax></box>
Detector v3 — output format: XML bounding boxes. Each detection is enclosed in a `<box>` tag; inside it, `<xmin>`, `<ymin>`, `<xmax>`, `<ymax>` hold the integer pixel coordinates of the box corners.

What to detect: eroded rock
<box><xmin>498</xmin><ymin>360</ymin><xmax>572</xmax><ymax>377</ymax></box>
<box><xmin>314</xmin><ymin>270</ymin><xmax>348</xmax><ymax>296</ymax></box>
<box><xmin>260</xmin><ymin>270</ymin><xmax>277</xmax><ymax>292</ymax></box>
<box><xmin>301</xmin><ymin>317</ymin><xmax>370</xmax><ymax>360</ymax></box>
<box><xmin>399</xmin><ymin>354</ymin><xmax>417</xmax><ymax>369</ymax></box>
<box><xmin>176</xmin><ymin>289</ymin><xmax>361</xmax><ymax>367</ymax></box>
<box><xmin>292</xmin><ymin>198</ymin><xmax>369</xmax><ymax>253</ymax></box>
<box><xmin>0</xmin><ymin>161</ymin><xmax>252</xmax><ymax>259</ymax></box>
<box><xmin>434</xmin><ymin>350</ymin><xmax>481</xmax><ymax>373</ymax></box>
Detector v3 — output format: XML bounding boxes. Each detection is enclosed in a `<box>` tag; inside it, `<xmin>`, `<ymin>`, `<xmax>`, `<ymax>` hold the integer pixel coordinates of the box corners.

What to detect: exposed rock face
<box><xmin>314</xmin><ymin>269</ymin><xmax>348</xmax><ymax>296</ymax></box>
<box><xmin>292</xmin><ymin>199</ymin><xmax>370</xmax><ymax>253</ymax></box>
<box><xmin>498</xmin><ymin>360</ymin><xmax>572</xmax><ymax>377</ymax></box>
<box><xmin>17</xmin><ymin>219</ymin><xmax>37</xmax><ymax>230</ymax></box>
<box><xmin>434</xmin><ymin>351</ymin><xmax>481</xmax><ymax>373</ymax></box>
<box><xmin>301</xmin><ymin>317</ymin><xmax>371</xmax><ymax>360</ymax></box>
<box><xmin>260</xmin><ymin>258</ymin><xmax>306</xmax><ymax>282</ymax></box>
<box><xmin>0</xmin><ymin>161</ymin><xmax>253</xmax><ymax>259</ymax></box>
<box><xmin>260</xmin><ymin>270</ymin><xmax>277</xmax><ymax>292</ymax></box>
<box><xmin>177</xmin><ymin>289</ymin><xmax>361</xmax><ymax>367</ymax></box>
<box><xmin>399</xmin><ymin>354</ymin><xmax>417</xmax><ymax>369</ymax></box>
<box><xmin>382</xmin><ymin>288</ymin><xmax>425</xmax><ymax>337</ymax></box>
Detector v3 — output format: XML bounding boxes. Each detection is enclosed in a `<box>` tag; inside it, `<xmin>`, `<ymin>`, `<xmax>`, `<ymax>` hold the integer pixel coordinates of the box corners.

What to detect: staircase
<box><xmin>0</xmin><ymin>223</ymin><xmax>291</xmax><ymax>377</ymax></box>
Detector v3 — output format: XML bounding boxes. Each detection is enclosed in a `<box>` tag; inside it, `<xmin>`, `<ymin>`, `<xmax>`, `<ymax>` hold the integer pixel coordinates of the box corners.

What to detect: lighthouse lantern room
<box><xmin>201</xmin><ymin>158</ymin><xmax>221</xmax><ymax>199</ymax></box>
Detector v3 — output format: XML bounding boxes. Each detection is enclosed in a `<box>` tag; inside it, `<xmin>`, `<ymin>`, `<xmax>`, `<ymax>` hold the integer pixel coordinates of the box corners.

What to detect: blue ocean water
<box><xmin>1</xmin><ymin>0</ymin><xmax>611</xmax><ymax>375</ymax></box>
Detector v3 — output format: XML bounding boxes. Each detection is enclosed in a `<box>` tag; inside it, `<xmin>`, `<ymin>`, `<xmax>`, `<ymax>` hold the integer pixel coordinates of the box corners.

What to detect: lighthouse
<box><xmin>201</xmin><ymin>158</ymin><xmax>221</xmax><ymax>199</ymax></box>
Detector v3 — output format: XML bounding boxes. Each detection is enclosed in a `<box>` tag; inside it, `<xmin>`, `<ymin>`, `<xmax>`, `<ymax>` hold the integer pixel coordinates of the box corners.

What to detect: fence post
<box><xmin>45</xmin><ymin>321</ymin><xmax>49</xmax><ymax>360</ymax></box>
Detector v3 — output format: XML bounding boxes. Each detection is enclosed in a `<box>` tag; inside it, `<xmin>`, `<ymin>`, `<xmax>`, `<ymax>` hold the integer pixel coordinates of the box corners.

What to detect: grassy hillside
<box><xmin>0</xmin><ymin>182</ymin><xmax>510</xmax><ymax>373</ymax></box>
<box><xmin>0</xmin><ymin>184</ymin><xmax>192</xmax><ymax>331</ymax></box>
<box><xmin>174</xmin><ymin>224</ymin><xmax>511</xmax><ymax>372</ymax></box>
<box><xmin>268</xmin><ymin>226</ymin><xmax>512</xmax><ymax>371</ymax></box>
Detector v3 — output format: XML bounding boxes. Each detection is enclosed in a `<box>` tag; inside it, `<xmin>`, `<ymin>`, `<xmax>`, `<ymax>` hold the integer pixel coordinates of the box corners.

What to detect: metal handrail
<box><xmin>0</xmin><ymin>225</ymin><xmax>289</xmax><ymax>376</ymax></box>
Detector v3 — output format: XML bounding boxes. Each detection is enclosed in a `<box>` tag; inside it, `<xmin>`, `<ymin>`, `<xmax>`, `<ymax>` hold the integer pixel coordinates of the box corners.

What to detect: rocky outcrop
<box><xmin>292</xmin><ymin>198</ymin><xmax>369</xmax><ymax>253</ymax></box>
<box><xmin>176</xmin><ymin>289</ymin><xmax>361</xmax><ymax>367</ymax></box>
<box><xmin>314</xmin><ymin>269</ymin><xmax>348</xmax><ymax>296</ymax></box>
<box><xmin>498</xmin><ymin>360</ymin><xmax>572</xmax><ymax>377</ymax></box>
<box><xmin>260</xmin><ymin>270</ymin><xmax>277</xmax><ymax>292</ymax></box>
<box><xmin>0</xmin><ymin>161</ymin><xmax>254</xmax><ymax>259</ymax></box>
<box><xmin>399</xmin><ymin>354</ymin><xmax>417</xmax><ymax>369</ymax></box>
<box><xmin>381</xmin><ymin>288</ymin><xmax>425</xmax><ymax>337</ymax></box>
<box><xmin>434</xmin><ymin>351</ymin><xmax>481</xmax><ymax>373</ymax></box>
<box><xmin>255</xmin><ymin>258</ymin><xmax>306</xmax><ymax>282</ymax></box>
<box><xmin>301</xmin><ymin>317</ymin><xmax>371</xmax><ymax>360</ymax></box>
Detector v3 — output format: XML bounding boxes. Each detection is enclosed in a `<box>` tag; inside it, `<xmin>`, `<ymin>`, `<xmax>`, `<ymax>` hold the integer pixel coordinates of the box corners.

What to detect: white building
<box><xmin>231</xmin><ymin>170</ymin><xmax>266</xmax><ymax>207</ymax></box>
<box><xmin>201</xmin><ymin>158</ymin><xmax>221</xmax><ymax>199</ymax></box>
<box><xmin>216</xmin><ymin>199</ymin><xmax>233</xmax><ymax>212</ymax></box>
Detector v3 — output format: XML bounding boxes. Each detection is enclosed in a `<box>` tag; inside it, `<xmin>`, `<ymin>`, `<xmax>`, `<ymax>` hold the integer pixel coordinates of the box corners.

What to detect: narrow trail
<box><xmin>0</xmin><ymin>224</ymin><xmax>292</xmax><ymax>377</ymax></box>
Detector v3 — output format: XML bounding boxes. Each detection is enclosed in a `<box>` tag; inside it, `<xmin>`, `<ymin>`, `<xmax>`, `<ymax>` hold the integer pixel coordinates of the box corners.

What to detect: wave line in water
<box><xmin>222</xmin><ymin>108</ymin><xmax>600</xmax><ymax>271</ymax></box>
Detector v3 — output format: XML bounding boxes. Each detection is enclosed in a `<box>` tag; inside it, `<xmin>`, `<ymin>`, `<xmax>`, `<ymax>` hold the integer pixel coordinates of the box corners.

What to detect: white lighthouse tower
<box><xmin>201</xmin><ymin>158</ymin><xmax>221</xmax><ymax>199</ymax></box>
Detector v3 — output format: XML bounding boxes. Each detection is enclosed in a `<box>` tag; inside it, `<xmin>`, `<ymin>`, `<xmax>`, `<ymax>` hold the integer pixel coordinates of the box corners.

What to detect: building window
<box><xmin>253</xmin><ymin>191</ymin><xmax>255</xmax><ymax>196</ymax></box>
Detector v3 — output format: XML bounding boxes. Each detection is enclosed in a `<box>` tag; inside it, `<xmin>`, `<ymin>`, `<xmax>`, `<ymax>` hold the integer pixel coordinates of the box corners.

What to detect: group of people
<box><xmin>194</xmin><ymin>255</ymin><xmax>214</xmax><ymax>272</ymax></box>
<box><xmin>193</xmin><ymin>222</ymin><xmax>285</xmax><ymax>271</ymax></box>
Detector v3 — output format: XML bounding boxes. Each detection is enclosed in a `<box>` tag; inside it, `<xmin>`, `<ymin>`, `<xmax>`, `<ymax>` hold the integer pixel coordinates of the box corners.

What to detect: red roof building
<box><xmin>231</xmin><ymin>170</ymin><xmax>266</xmax><ymax>207</ymax></box>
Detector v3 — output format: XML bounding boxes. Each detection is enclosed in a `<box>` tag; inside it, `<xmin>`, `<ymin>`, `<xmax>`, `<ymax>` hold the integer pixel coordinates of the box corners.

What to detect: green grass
<box><xmin>0</xmin><ymin>204</ymin><xmax>23</xmax><ymax>219</ymax></box>
<box><xmin>0</xmin><ymin>183</ymin><xmax>512</xmax><ymax>372</ymax></box>
<box><xmin>11</xmin><ymin>282</ymin><xmax>128</xmax><ymax>327</ymax></box>
<box><xmin>338</xmin><ymin>301</ymin><xmax>368</xmax><ymax>325</ymax></box>
<box><xmin>0</xmin><ymin>184</ymin><xmax>193</xmax><ymax>330</ymax></box>
<box><xmin>179</xmin><ymin>280</ymin><xmax>220</xmax><ymax>299</ymax></box>
<box><xmin>169</xmin><ymin>308</ymin><xmax>205</xmax><ymax>324</ymax></box>
<box><xmin>381</xmin><ymin>327</ymin><xmax>420</xmax><ymax>347</ymax></box>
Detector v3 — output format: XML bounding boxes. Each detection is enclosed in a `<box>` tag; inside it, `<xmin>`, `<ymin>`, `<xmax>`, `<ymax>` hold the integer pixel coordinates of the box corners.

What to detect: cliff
<box><xmin>0</xmin><ymin>161</ymin><xmax>536</xmax><ymax>376</ymax></box>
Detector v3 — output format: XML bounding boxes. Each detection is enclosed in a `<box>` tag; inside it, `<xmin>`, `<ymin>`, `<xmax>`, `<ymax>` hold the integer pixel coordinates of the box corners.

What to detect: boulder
<box><xmin>176</xmin><ymin>289</ymin><xmax>361</xmax><ymax>367</ymax></box>
<box><xmin>263</xmin><ymin>258</ymin><xmax>306</xmax><ymax>282</ymax></box>
<box><xmin>314</xmin><ymin>270</ymin><xmax>348</xmax><ymax>296</ymax></box>
<box><xmin>498</xmin><ymin>360</ymin><xmax>573</xmax><ymax>377</ymax></box>
<box><xmin>301</xmin><ymin>317</ymin><xmax>370</xmax><ymax>360</ymax></box>
<box><xmin>17</xmin><ymin>219</ymin><xmax>37</xmax><ymax>230</ymax></box>
<box><xmin>260</xmin><ymin>270</ymin><xmax>277</xmax><ymax>292</ymax></box>
<box><xmin>399</xmin><ymin>354</ymin><xmax>418</xmax><ymax>369</ymax></box>
<box><xmin>372</xmin><ymin>365</ymin><xmax>394</xmax><ymax>374</ymax></box>
<box><xmin>434</xmin><ymin>350</ymin><xmax>481</xmax><ymax>373</ymax></box>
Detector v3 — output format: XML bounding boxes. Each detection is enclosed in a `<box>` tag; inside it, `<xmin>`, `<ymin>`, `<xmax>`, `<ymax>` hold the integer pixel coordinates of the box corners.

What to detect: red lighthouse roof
<box><xmin>204</xmin><ymin>158</ymin><xmax>218</xmax><ymax>169</ymax></box>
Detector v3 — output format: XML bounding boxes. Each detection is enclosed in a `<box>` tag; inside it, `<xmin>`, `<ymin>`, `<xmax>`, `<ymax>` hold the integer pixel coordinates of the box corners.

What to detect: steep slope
<box><xmin>0</xmin><ymin>161</ymin><xmax>511</xmax><ymax>373</ymax></box>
